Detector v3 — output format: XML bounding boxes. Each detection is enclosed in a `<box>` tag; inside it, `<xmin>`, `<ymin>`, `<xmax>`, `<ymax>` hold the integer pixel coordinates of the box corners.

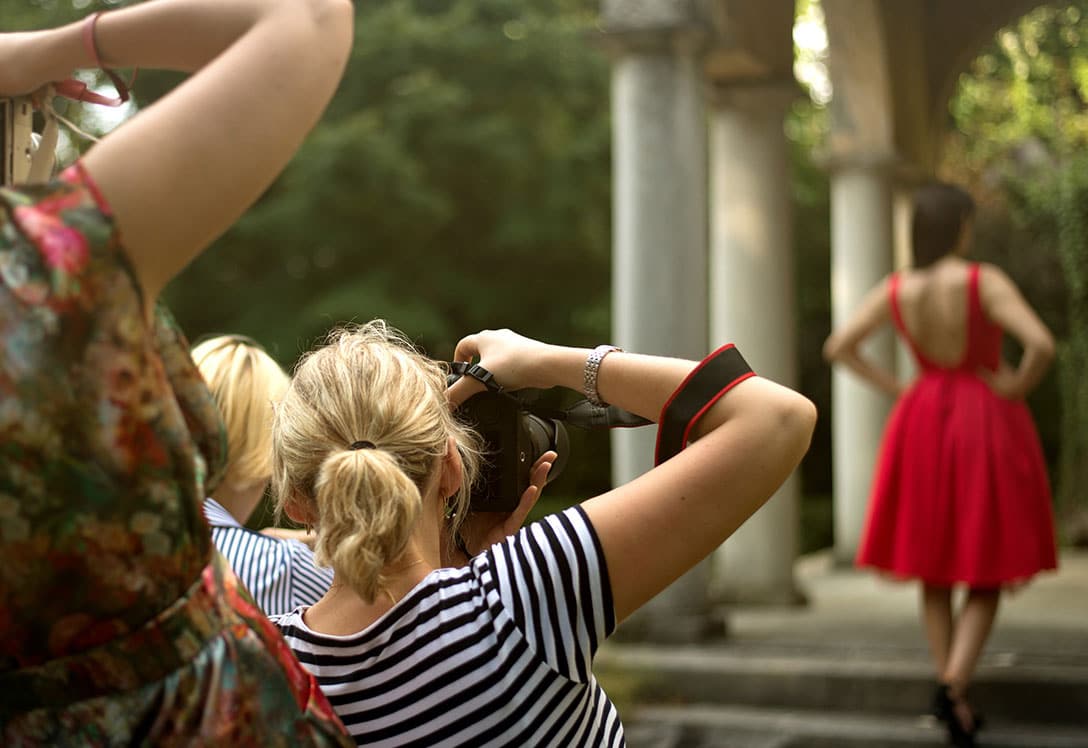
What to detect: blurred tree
<box><xmin>163</xmin><ymin>0</ymin><xmax>616</xmax><ymax>501</ymax></box>
<box><xmin>944</xmin><ymin>1</ymin><xmax>1088</xmax><ymax>528</ymax></box>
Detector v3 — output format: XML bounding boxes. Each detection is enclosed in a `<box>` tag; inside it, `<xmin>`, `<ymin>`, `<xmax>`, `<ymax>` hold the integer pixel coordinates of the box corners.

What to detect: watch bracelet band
<box><xmin>584</xmin><ymin>345</ymin><xmax>622</xmax><ymax>407</ymax></box>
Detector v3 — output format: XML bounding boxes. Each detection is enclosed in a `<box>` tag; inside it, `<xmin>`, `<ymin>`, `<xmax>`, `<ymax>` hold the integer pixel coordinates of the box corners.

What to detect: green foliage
<box><xmin>948</xmin><ymin>0</ymin><xmax>1088</xmax><ymax>520</ymax></box>
<box><xmin>161</xmin><ymin>0</ymin><xmax>616</xmax><ymax>500</ymax></box>
<box><xmin>163</xmin><ymin>0</ymin><xmax>610</xmax><ymax>353</ymax></box>
<box><xmin>1002</xmin><ymin>162</ymin><xmax>1088</xmax><ymax>521</ymax></box>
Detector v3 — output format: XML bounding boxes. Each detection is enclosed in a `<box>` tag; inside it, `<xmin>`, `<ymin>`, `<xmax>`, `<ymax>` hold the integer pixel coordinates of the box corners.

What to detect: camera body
<box><xmin>1</xmin><ymin>98</ymin><xmax>34</xmax><ymax>187</ymax></box>
<box><xmin>456</xmin><ymin>390</ymin><xmax>570</xmax><ymax>513</ymax></box>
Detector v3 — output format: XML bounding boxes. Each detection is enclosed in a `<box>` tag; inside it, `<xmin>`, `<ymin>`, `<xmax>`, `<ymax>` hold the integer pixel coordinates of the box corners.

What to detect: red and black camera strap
<box><xmin>654</xmin><ymin>344</ymin><xmax>755</xmax><ymax>466</ymax></box>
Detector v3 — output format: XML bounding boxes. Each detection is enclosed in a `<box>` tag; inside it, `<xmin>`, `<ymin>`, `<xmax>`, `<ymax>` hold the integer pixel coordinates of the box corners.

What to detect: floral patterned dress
<box><xmin>0</xmin><ymin>163</ymin><xmax>352</xmax><ymax>746</ymax></box>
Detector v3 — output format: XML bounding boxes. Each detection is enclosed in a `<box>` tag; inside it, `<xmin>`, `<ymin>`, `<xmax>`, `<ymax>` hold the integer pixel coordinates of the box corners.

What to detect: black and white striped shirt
<box><xmin>273</xmin><ymin>506</ymin><xmax>623</xmax><ymax>747</ymax></box>
<box><xmin>203</xmin><ymin>498</ymin><xmax>334</xmax><ymax>617</ymax></box>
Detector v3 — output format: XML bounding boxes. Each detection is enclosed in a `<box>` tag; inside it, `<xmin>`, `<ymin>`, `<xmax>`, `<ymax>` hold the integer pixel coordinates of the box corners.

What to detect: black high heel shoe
<box><xmin>932</xmin><ymin>683</ymin><xmax>984</xmax><ymax>748</ymax></box>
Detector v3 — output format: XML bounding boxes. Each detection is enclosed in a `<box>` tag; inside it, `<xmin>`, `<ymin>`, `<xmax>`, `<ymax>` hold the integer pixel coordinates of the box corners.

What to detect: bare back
<box><xmin>893</xmin><ymin>258</ymin><xmax>975</xmax><ymax>368</ymax></box>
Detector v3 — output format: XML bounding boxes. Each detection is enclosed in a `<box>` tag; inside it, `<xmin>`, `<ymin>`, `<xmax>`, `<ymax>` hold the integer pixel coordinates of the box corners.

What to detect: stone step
<box><xmin>622</xmin><ymin>704</ymin><xmax>1088</xmax><ymax>748</ymax></box>
<box><xmin>595</xmin><ymin>644</ymin><xmax>1088</xmax><ymax>726</ymax></box>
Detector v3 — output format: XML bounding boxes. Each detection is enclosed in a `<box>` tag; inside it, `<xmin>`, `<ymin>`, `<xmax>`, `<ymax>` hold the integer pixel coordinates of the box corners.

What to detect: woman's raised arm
<box><xmin>453</xmin><ymin>330</ymin><xmax>817</xmax><ymax>624</ymax></box>
<box><xmin>5</xmin><ymin>0</ymin><xmax>353</xmax><ymax>304</ymax></box>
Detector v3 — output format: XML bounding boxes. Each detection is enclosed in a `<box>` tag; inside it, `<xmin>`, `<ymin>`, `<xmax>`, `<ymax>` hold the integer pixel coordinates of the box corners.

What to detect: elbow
<box><xmin>822</xmin><ymin>334</ymin><xmax>842</xmax><ymax>364</ymax></box>
<box><xmin>1035</xmin><ymin>332</ymin><xmax>1057</xmax><ymax>365</ymax></box>
<box><xmin>774</xmin><ymin>391</ymin><xmax>818</xmax><ymax>460</ymax></box>
<box><xmin>310</xmin><ymin>0</ymin><xmax>355</xmax><ymax>22</ymax></box>
<box><xmin>299</xmin><ymin>0</ymin><xmax>355</xmax><ymax>51</ymax></box>
<box><xmin>792</xmin><ymin>394</ymin><xmax>819</xmax><ymax>447</ymax></box>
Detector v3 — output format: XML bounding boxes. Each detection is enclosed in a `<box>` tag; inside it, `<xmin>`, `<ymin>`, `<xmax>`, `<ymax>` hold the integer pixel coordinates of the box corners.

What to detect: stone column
<box><xmin>893</xmin><ymin>186</ymin><xmax>918</xmax><ymax>383</ymax></box>
<box><xmin>706</xmin><ymin>82</ymin><xmax>803</xmax><ymax>604</ymax></box>
<box><xmin>602</xmin><ymin>21</ymin><xmax>714</xmax><ymax>641</ymax></box>
<box><xmin>829</xmin><ymin>156</ymin><xmax>896</xmax><ymax>563</ymax></box>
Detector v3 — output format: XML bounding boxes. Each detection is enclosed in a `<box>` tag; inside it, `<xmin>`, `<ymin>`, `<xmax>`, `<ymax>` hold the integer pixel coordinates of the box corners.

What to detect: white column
<box><xmin>707</xmin><ymin>83</ymin><xmax>803</xmax><ymax>604</ymax></box>
<box><xmin>829</xmin><ymin>159</ymin><xmax>896</xmax><ymax>563</ymax></box>
<box><xmin>893</xmin><ymin>187</ymin><xmax>917</xmax><ymax>383</ymax></box>
<box><xmin>608</xmin><ymin>33</ymin><xmax>713</xmax><ymax>641</ymax></box>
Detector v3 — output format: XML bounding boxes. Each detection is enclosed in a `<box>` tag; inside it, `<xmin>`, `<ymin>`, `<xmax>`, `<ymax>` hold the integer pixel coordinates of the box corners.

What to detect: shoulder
<box><xmin>865</xmin><ymin>274</ymin><xmax>898</xmax><ymax>306</ymax></box>
<box><xmin>976</xmin><ymin>263</ymin><xmax>1019</xmax><ymax>302</ymax></box>
<box><xmin>499</xmin><ymin>507</ymin><xmax>600</xmax><ymax>560</ymax></box>
<box><xmin>281</xmin><ymin>535</ymin><xmax>323</xmax><ymax>569</ymax></box>
<box><xmin>977</xmin><ymin>262</ymin><xmax>1013</xmax><ymax>287</ymax></box>
<box><xmin>487</xmin><ymin>506</ymin><xmax>609</xmax><ymax>596</ymax></box>
<box><xmin>1</xmin><ymin>163</ymin><xmax>121</xmax><ymax>269</ymax></box>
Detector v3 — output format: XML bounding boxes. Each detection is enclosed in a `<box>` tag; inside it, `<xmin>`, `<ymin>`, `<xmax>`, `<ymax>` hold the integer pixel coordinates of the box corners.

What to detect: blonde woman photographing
<box><xmin>270</xmin><ymin>321</ymin><xmax>816</xmax><ymax>746</ymax></box>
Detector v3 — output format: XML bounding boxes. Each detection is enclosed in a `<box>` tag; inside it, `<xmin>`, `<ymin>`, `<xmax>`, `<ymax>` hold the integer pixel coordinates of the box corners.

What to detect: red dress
<box><xmin>856</xmin><ymin>264</ymin><xmax>1058</xmax><ymax>587</ymax></box>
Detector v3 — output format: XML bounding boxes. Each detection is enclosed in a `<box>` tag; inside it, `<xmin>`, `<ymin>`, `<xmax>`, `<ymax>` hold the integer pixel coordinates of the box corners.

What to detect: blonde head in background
<box><xmin>192</xmin><ymin>335</ymin><xmax>290</xmax><ymax>496</ymax></box>
<box><xmin>271</xmin><ymin>320</ymin><xmax>482</xmax><ymax>604</ymax></box>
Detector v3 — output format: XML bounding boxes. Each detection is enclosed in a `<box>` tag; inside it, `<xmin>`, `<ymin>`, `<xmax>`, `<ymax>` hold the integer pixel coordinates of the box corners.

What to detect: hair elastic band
<box><xmin>349</xmin><ymin>440</ymin><xmax>376</xmax><ymax>450</ymax></box>
<box><xmin>53</xmin><ymin>11</ymin><xmax>138</xmax><ymax>109</ymax></box>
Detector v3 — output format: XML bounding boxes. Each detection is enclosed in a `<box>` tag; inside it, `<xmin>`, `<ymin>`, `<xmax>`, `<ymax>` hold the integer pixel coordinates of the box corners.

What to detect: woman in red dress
<box><xmin>824</xmin><ymin>183</ymin><xmax>1058</xmax><ymax>747</ymax></box>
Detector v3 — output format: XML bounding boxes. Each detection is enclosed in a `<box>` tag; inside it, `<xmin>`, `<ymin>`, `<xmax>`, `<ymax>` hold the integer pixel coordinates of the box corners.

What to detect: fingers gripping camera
<box><xmin>448</xmin><ymin>361</ymin><xmax>650</xmax><ymax>513</ymax></box>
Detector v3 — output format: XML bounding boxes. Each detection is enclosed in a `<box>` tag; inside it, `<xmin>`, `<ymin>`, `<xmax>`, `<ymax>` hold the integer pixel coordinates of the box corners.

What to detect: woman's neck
<box><xmin>210</xmin><ymin>477</ymin><xmax>266</xmax><ymax>525</ymax></box>
<box><xmin>304</xmin><ymin>553</ymin><xmax>435</xmax><ymax>636</ymax></box>
<box><xmin>303</xmin><ymin>490</ymin><xmax>447</xmax><ymax>636</ymax></box>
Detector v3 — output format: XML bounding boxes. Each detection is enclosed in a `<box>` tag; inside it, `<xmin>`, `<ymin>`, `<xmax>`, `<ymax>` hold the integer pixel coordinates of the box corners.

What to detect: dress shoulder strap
<box><xmin>887</xmin><ymin>272</ymin><xmax>908</xmax><ymax>335</ymax></box>
<box><xmin>967</xmin><ymin>263</ymin><xmax>987</xmax><ymax>329</ymax></box>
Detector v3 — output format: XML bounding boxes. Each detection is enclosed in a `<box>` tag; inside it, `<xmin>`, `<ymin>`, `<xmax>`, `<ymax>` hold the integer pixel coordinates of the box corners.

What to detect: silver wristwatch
<box><xmin>584</xmin><ymin>345</ymin><xmax>622</xmax><ymax>407</ymax></box>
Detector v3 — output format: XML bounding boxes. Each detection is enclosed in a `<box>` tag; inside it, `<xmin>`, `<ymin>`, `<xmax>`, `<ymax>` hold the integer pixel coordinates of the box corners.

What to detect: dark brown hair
<box><xmin>911</xmin><ymin>183</ymin><xmax>976</xmax><ymax>268</ymax></box>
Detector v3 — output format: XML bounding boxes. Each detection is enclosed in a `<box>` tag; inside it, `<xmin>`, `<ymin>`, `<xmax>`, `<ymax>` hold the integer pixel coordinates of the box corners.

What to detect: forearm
<box><xmin>76</xmin><ymin>0</ymin><xmax>353</xmax><ymax>301</ymax></box>
<box><xmin>836</xmin><ymin>350</ymin><xmax>904</xmax><ymax>398</ymax></box>
<box><xmin>27</xmin><ymin>0</ymin><xmax>321</xmax><ymax>82</ymax></box>
<box><xmin>537</xmin><ymin>344</ymin><xmax>808</xmax><ymax>444</ymax></box>
<box><xmin>1012</xmin><ymin>343</ymin><xmax>1055</xmax><ymax>398</ymax></box>
<box><xmin>537</xmin><ymin>346</ymin><xmax>696</xmax><ymax>423</ymax></box>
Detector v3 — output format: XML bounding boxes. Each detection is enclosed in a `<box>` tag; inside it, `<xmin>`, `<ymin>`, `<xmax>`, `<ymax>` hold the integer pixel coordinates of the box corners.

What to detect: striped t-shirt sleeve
<box><xmin>285</xmin><ymin>538</ymin><xmax>335</xmax><ymax>610</ymax></box>
<box><xmin>210</xmin><ymin>526</ymin><xmax>332</xmax><ymax>616</ymax></box>
<box><xmin>485</xmin><ymin>505</ymin><xmax>615</xmax><ymax>683</ymax></box>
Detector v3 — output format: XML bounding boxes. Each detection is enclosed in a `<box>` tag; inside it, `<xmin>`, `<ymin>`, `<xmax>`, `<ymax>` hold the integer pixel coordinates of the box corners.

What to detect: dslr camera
<box><xmin>449</xmin><ymin>362</ymin><xmax>649</xmax><ymax>512</ymax></box>
<box><xmin>1</xmin><ymin>98</ymin><xmax>34</xmax><ymax>187</ymax></box>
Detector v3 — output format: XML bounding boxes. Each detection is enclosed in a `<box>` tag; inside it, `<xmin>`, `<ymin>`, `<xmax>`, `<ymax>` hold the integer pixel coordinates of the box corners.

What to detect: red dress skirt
<box><xmin>856</xmin><ymin>265</ymin><xmax>1058</xmax><ymax>588</ymax></box>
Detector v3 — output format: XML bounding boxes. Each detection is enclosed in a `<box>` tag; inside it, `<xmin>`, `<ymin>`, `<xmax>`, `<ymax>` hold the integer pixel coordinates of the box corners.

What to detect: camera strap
<box><xmin>654</xmin><ymin>344</ymin><xmax>755</xmax><ymax>466</ymax></box>
<box><xmin>448</xmin><ymin>361</ymin><xmax>505</xmax><ymax>393</ymax></box>
<box><xmin>447</xmin><ymin>361</ymin><xmax>651</xmax><ymax>429</ymax></box>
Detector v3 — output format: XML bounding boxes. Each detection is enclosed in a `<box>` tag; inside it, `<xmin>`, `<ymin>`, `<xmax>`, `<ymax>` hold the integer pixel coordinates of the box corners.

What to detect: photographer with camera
<box><xmin>1</xmin><ymin>1</ymin><xmax>354</xmax><ymax>743</ymax></box>
<box><xmin>270</xmin><ymin>320</ymin><xmax>816</xmax><ymax>747</ymax></box>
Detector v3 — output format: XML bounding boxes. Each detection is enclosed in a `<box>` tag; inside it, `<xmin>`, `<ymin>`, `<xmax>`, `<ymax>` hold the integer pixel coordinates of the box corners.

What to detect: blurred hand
<box><xmin>978</xmin><ymin>361</ymin><xmax>1023</xmax><ymax>400</ymax></box>
<box><xmin>445</xmin><ymin>451</ymin><xmax>556</xmax><ymax>564</ymax></box>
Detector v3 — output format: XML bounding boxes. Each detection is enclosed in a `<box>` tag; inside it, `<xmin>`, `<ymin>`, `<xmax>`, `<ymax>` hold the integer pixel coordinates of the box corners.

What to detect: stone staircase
<box><xmin>594</xmin><ymin>551</ymin><xmax>1088</xmax><ymax>748</ymax></box>
<box><xmin>596</xmin><ymin>643</ymin><xmax>1088</xmax><ymax>747</ymax></box>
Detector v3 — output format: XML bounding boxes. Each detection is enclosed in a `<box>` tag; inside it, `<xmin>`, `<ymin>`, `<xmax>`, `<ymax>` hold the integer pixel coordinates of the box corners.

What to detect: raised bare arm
<box><xmin>3</xmin><ymin>0</ymin><xmax>353</xmax><ymax>305</ymax></box>
<box><xmin>453</xmin><ymin>330</ymin><xmax>817</xmax><ymax>623</ymax></box>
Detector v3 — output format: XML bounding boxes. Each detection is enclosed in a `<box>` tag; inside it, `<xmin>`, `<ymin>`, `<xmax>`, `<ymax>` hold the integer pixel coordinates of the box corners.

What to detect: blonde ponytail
<box><xmin>313</xmin><ymin>447</ymin><xmax>421</xmax><ymax>601</ymax></box>
<box><xmin>272</xmin><ymin>321</ymin><xmax>482</xmax><ymax>602</ymax></box>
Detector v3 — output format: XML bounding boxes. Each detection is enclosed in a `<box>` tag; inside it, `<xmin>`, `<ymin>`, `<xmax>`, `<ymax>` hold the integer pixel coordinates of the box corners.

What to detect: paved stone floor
<box><xmin>724</xmin><ymin>549</ymin><xmax>1088</xmax><ymax>668</ymax></box>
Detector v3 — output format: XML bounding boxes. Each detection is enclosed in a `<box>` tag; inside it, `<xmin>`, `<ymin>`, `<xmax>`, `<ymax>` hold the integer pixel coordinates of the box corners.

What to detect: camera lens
<box><xmin>524</xmin><ymin>415</ymin><xmax>569</xmax><ymax>485</ymax></box>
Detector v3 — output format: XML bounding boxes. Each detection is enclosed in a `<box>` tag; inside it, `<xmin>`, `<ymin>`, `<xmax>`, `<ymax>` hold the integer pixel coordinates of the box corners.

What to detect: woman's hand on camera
<box><xmin>446</xmin><ymin>451</ymin><xmax>555</xmax><ymax>565</ymax></box>
<box><xmin>449</xmin><ymin>329</ymin><xmax>555</xmax><ymax>405</ymax></box>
